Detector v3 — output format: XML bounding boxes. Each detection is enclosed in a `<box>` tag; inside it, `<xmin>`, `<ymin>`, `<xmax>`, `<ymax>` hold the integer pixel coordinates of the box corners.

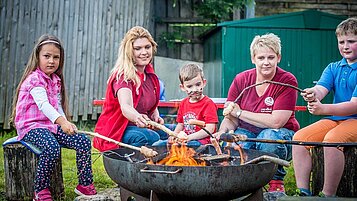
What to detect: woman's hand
<box><xmin>134</xmin><ymin>114</ymin><xmax>150</xmax><ymax>128</ymax></box>
<box><xmin>223</xmin><ymin>101</ymin><xmax>241</xmax><ymax>119</ymax></box>
<box><xmin>151</xmin><ymin>113</ymin><xmax>164</xmax><ymax>125</ymax></box>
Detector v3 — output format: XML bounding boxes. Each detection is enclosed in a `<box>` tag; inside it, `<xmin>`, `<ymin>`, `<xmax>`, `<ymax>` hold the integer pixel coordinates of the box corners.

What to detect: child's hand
<box><xmin>307</xmin><ymin>99</ymin><xmax>323</xmax><ymax>115</ymax></box>
<box><xmin>177</xmin><ymin>131</ymin><xmax>188</xmax><ymax>142</ymax></box>
<box><xmin>301</xmin><ymin>88</ymin><xmax>316</xmax><ymax>102</ymax></box>
<box><xmin>168</xmin><ymin>136</ymin><xmax>176</xmax><ymax>144</ymax></box>
<box><xmin>56</xmin><ymin>116</ymin><xmax>77</xmax><ymax>135</ymax></box>
<box><xmin>61</xmin><ymin>121</ymin><xmax>77</xmax><ymax>135</ymax></box>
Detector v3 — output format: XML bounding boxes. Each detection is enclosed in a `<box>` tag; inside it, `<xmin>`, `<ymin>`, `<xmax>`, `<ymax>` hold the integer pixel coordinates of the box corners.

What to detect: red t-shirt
<box><xmin>176</xmin><ymin>96</ymin><xmax>219</xmax><ymax>144</ymax></box>
<box><xmin>113</xmin><ymin>73</ymin><xmax>157</xmax><ymax>125</ymax></box>
<box><xmin>227</xmin><ymin>67</ymin><xmax>300</xmax><ymax>133</ymax></box>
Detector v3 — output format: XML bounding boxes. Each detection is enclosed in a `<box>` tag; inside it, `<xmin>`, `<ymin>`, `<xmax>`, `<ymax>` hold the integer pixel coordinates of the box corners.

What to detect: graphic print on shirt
<box><xmin>183</xmin><ymin>111</ymin><xmax>197</xmax><ymax>134</ymax></box>
<box><xmin>261</xmin><ymin>96</ymin><xmax>274</xmax><ymax>113</ymax></box>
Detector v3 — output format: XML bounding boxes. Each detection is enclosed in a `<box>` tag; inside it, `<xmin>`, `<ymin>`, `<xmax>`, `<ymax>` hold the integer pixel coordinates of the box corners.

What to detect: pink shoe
<box><xmin>74</xmin><ymin>183</ymin><xmax>97</xmax><ymax>196</ymax></box>
<box><xmin>268</xmin><ymin>180</ymin><xmax>285</xmax><ymax>192</ymax></box>
<box><xmin>33</xmin><ymin>188</ymin><xmax>52</xmax><ymax>201</ymax></box>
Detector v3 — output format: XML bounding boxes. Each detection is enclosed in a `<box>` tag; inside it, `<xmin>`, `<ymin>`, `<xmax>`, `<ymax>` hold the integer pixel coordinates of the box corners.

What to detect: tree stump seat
<box><xmin>3</xmin><ymin>137</ymin><xmax>64</xmax><ymax>201</ymax></box>
<box><xmin>311</xmin><ymin>146</ymin><xmax>357</xmax><ymax>197</ymax></box>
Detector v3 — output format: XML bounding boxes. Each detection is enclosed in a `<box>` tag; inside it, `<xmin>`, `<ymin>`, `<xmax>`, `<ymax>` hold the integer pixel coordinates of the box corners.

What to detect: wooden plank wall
<box><xmin>153</xmin><ymin>0</ymin><xmax>206</xmax><ymax>62</ymax></box>
<box><xmin>0</xmin><ymin>0</ymin><xmax>153</xmax><ymax>129</ymax></box>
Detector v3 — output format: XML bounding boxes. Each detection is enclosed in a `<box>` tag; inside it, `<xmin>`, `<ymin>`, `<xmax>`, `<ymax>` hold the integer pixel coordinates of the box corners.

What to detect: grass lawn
<box><xmin>0</xmin><ymin>121</ymin><xmax>298</xmax><ymax>200</ymax></box>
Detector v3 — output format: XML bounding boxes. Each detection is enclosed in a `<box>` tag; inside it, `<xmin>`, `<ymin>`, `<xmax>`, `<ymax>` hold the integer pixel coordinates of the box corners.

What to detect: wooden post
<box><xmin>3</xmin><ymin>143</ymin><xmax>65</xmax><ymax>200</ymax></box>
<box><xmin>312</xmin><ymin>146</ymin><xmax>357</xmax><ymax>197</ymax></box>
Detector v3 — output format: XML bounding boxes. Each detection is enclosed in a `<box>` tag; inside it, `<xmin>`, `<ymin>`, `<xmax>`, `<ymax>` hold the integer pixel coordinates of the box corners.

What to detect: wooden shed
<box><xmin>202</xmin><ymin>9</ymin><xmax>346</xmax><ymax>127</ymax></box>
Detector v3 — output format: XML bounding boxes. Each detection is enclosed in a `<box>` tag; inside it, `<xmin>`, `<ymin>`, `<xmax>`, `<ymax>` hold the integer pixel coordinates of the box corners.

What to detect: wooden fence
<box><xmin>0</xmin><ymin>0</ymin><xmax>153</xmax><ymax>129</ymax></box>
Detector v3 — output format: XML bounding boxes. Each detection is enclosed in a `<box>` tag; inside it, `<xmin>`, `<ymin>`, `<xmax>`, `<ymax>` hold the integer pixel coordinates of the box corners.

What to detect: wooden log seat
<box><xmin>312</xmin><ymin>146</ymin><xmax>357</xmax><ymax>197</ymax></box>
<box><xmin>3</xmin><ymin>137</ymin><xmax>64</xmax><ymax>200</ymax></box>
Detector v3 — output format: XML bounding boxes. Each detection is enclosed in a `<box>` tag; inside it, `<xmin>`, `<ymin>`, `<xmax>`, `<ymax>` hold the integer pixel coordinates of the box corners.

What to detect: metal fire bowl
<box><xmin>102</xmin><ymin>145</ymin><xmax>278</xmax><ymax>201</ymax></box>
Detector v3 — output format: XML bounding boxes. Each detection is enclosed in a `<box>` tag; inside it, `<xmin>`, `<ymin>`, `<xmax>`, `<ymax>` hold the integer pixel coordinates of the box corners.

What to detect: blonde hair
<box><xmin>179</xmin><ymin>63</ymin><xmax>204</xmax><ymax>84</ymax></box>
<box><xmin>250</xmin><ymin>33</ymin><xmax>281</xmax><ymax>58</ymax></box>
<box><xmin>110</xmin><ymin>26</ymin><xmax>157</xmax><ymax>89</ymax></box>
<box><xmin>335</xmin><ymin>17</ymin><xmax>357</xmax><ymax>37</ymax></box>
<box><xmin>10</xmin><ymin>34</ymin><xmax>69</xmax><ymax>126</ymax></box>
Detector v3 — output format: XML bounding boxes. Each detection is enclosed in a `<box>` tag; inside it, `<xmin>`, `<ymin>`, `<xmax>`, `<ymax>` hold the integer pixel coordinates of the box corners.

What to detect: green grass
<box><xmin>0</xmin><ymin>121</ymin><xmax>298</xmax><ymax>200</ymax></box>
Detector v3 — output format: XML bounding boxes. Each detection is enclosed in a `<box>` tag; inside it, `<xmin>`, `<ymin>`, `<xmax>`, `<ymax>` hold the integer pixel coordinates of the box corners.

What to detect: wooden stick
<box><xmin>146</xmin><ymin>121</ymin><xmax>178</xmax><ymax>137</ymax></box>
<box><xmin>233</xmin><ymin>80</ymin><xmax>305</xmax><ymax>103</ymax></box>
<box><xmin>220</xmin><ymin>133</ymin><xmax>357</xmax><ymax>147</ymax></box>
<box><xmin>79</xmin><ymin>130</ymin><xmax>158</xmax><ymax>157</ymax></box>
<box><xmin>187</xmin><ymin>119</ymin><xmax>223</xmax><ymax>155</ymax></box>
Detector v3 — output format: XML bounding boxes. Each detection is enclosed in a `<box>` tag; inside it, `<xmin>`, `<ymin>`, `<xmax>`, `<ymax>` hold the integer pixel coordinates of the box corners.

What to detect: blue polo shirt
<box><xmin>317</xmin><ymin>58</ymin><xmax>357</xmax><ymax>121</ymax></box>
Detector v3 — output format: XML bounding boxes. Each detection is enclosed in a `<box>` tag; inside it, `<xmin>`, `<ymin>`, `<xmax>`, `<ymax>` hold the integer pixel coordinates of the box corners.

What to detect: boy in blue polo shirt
<box><xmin>292</xmin><ymin>17</ymin><xmax>357</xmax><ymax>197</ymax></box>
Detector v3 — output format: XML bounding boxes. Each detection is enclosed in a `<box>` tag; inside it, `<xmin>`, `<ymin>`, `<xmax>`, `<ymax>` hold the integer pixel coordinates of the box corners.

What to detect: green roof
<box><xmin>218</xmin><ymin>9</ymin><xmax>346</xmax><ymax>30</ymax></box>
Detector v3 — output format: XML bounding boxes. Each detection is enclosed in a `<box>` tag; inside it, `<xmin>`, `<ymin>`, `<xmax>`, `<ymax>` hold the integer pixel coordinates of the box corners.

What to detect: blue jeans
<box><xmin>234</xmin><ymin>127</ymin><xmax>294</xmax><ymax>181</ymax></box>
<box><xmin>122</xmin><ymin>124</ymin><xmax>174</xmax><ymax>147</ymax></box>
<box><xmin>152</xmin><ymin>139</ymin><xmax>202</xmax><ymax>147</ymax></box>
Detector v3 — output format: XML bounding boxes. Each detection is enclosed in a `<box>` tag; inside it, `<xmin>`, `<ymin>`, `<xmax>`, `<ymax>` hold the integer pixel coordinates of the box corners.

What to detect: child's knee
<box><xmin>78</xmin><ymin>134</ymin><xmax>92</xmax><ymax>151</ymax></box>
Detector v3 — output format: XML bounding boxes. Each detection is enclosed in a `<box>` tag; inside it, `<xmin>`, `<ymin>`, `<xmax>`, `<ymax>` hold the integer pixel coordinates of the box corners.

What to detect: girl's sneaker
<box><xmin>268</xmin><ymin>180</ymin><xmax>285</xmax><ymax>192</ymax></box>
<box><xmin>33</xmin><ymin>188</ymin><xmax>53</xmax><ymax>201</ymax></box>
<box><xmin>74</xmin><ymin>183</ymin><xmax>97</xmax><ymax>196</ymax></box>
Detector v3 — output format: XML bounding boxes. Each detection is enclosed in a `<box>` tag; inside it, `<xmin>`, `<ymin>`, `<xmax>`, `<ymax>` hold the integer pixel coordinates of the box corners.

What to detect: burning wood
<box><xmin>148</xmin><ymin>144</ymin><xmax>206</xmax><ymax>166</ymax></box>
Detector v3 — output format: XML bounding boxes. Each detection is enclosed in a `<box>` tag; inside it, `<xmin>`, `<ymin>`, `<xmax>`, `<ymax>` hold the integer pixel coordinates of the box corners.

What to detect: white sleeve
<box><xmin>30</xmin><ymin>87</ymin><xmax>62</xmax><ymax>123</ymax></box>
<box><xmin>57</xmin><ymin>93</ymin><xmax>66</xmax><ymax>118</ymax></box>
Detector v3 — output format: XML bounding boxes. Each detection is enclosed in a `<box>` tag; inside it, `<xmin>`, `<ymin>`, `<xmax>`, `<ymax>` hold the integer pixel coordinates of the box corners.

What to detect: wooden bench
<box><xmin>312</xmin><ymin>146</ymin><xmax>357</xmax><ymax>197</ymax></box>
<box><xmin>3</xmin><ymin>137</ymin><xmax>64</xmax><ymax>200</ymax></box>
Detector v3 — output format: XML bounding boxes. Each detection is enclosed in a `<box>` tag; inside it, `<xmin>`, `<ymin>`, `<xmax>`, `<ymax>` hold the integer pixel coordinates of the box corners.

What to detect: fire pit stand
<box><xmin>104</xmin><ymin>146</ymin><xmax>279</xmax><ymax>201</ymax></box>
<box><xmin>119</xmin><ymin>186</ymin><xmax>263</xmax><ymax>201</ymax></box>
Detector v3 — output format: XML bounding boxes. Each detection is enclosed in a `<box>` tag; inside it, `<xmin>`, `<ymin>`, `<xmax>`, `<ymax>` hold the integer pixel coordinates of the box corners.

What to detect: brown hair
<box><xmin>179</xmin><ymin>63</ymin><xmax>205</xmax><ymax>84</ymax></box>
<box><xmin>335</xmin><ymin>17</ymin><xmax>357</xmax><ymax>37</ymax></box>
<box><xmin>10</xmin><ymin>34</ymin><xmax>69</xmax><ymax>126</ymax></box>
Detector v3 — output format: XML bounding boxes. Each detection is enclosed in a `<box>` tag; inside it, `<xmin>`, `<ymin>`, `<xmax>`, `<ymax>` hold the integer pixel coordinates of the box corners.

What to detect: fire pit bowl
<box><xmin>102</xmin><ymin>145</ymin><xmax>278</xmax><ymax>201</ymax></box>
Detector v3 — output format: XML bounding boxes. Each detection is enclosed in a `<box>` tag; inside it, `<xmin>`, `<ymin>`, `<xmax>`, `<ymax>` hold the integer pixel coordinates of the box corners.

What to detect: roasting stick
<box><xmin>79</xmin><ymin>130</ymin><xmax>158</xmax><ymax>157</ymax></box>
<box><xmin>187</xmin><ymin>119</ymin><xmax>223</xmax><ymax>155</ymax></box>
<box><xmin>146</xmin><ymin>120</ymin><xmax>178</xmax><ymax>138</ymax></box>
<box><xmin>220</xmin><ymin>133</ymin><xmax>357</xmax><ymax>147</ymax></box>
<box><xmin>223</xmin><ymin>80</ymin><xmax>306</xmax><ymax>116</ymax></box>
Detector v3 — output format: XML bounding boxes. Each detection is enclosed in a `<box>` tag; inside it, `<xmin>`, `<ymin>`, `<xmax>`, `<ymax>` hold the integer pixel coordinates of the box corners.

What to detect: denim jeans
<box><xmin>234</xmin><ymin>127</ymin><xmax>294</xmax><ymax>181</ymax></box>
<box><xmin>122</xmin><ymin>124</ymin><xmax>174</xmax><ymax>147</ymax></box>
<box><xmin>152</xmin><ymin>139</ymin><xmax>202</xmax><ymax>147</ymax></box>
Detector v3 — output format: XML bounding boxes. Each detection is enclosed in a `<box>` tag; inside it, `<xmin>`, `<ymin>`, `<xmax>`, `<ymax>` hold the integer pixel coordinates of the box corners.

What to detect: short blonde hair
<box><xmin>179</xmin><ymin>63</ymin><xmax>204</xmax><ymax>84</ymax></box>
<box><xmin>250</xmin><ymin>33</ymin><xmax>281</xmax><ymax>58</ymax></box>
<box><xmin>335</xmin><ymin>17</ymin><xmax>357</xmax><ymax>37</ymax></box>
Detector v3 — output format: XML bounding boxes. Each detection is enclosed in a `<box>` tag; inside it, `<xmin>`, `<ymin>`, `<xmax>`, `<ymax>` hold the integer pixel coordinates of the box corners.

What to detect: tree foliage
<box><xmin>195</xmin><ymin>0</ymin><xmax>251</xmax><ymax>23</ymax></box>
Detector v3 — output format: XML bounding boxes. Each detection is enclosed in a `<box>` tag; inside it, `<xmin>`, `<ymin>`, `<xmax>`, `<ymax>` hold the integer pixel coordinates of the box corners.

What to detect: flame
<box><xmin>150</xmin><ymin>144</ymin><xmax>206</xmax><ymax>166</ymax></box>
